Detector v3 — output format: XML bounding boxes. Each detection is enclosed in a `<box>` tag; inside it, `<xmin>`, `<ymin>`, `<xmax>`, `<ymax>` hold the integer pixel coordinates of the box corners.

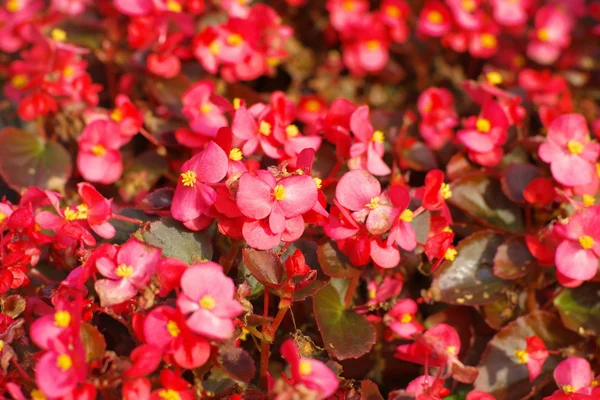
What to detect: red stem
<box><xmin>112</xmin><ymin>213</ymin><xmax>146</xmax><ymax>226</ymax></box>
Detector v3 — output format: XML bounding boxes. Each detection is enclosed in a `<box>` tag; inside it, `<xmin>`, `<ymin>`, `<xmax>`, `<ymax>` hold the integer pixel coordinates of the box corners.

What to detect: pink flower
<box><xmin>94</xmin><ymin>238</ymin><xmax>162</xmax><ymax>307</ymax></box>
<box><xmin>110</xmin><ymin>94</ymin><xmax>143</xmax><ymax>143</ymax></box>
<box><xmin>171</xmin><ymin>141</ymin><xmax>228</xmax><ymax>223</ymax></box>
<box><xmin>513</xmin><ymin>336</ymin><xmax>549</xmax><ymax>382</ymax></box>
<box><xmin>327</xmin><ymin>0</ymin><xmax>369</xmax><ymax>31</ymax></box>
<box><xmin>366</xmin><ymin>275</ymin><xmax>404</xmax><ymax>306</ymax></box>
<box><xmin>418</xmin><ymin>1</ymin><xmax>452</xmax><ymax>37</ymax></box>
<box><xmin>387</xmin><ymin>185</ymin><xmax>417</xmax><ymax>252</ymax></box>
<box><xmin>176</xmin><ymin>262</ymin><xmax>243</xmax><ymax>340</ymax></box>
<box><xmin>77</xmin><ymin>120</ymin><xmax>123</xmax><ymax>184</ymax></box>
<box><xmin>406</xmin><ymin>375</ymin><xmax>449</xmax><ymax>398</ymax></box>
<box><xmin>182</xmin><ymin>81</ymin><xmax>229</xmax><ymax>138</ymax></box>
<box><xmin>77</xmin><ymin>182</ymin><xmax>115</xmax><ymax>239</ymax></box>
<box><xmin>527</xmin><ymin>6</ymin><xmax>572</xmax><ymax>65</ymax></box>
<box><xmin>491</xmin><ymin>0</ymin><xmax>526</xmax><ymax>27</ymax></box>
<box><xmin>30</xmin><ymin>300</ymin><xmax>77</xmax><ymax>350</ymax></box>
<box><xmin>386</xmin><ymin>299</ymin><xmax>424</xmax><ymax>339</ymax></box>
<box><xmin>457</xmin><ymin>100</ymin><xmax>509</xmax><ymax>167</ymax></box>
<box><xmin>553</xmin><ymin>206</ymin><xmax>600</xmax><ymax>283</ymax></box>
<box><xmin>335</xmin><ymin>170</ymin><xmax>393</xmax><ymax>235</ymax></box>
<box><xmin>418</xmin><ymin>87</ymin><xmax>458</xmax><ymax>150</ymax></box>
<box><xmin>232</xmin><ymin>106</ymin><xmax>284</xmax><ymax>159</ymax></box>
<box><xmin>237</xmin><ymin>171</ymin><xmax>318</xmax><ymax>236</ymax></box>
<box><xmin>538</xmin><ymin>114</ymin><xmax>600</xmax><ymax>187</ymax></box>
<box><xmin>547</xmin><ymin>357</ymin><xmax>595</xmax><ymax>398</ymax></box>
<box><xmin>347</xmin><ymin>105</ymin><xmax>391</xmax><ymax>176</ymax></box>
<box><xmin>150</xmin><ymin>370</ymin><xmax>195</xmax><ymax>400</ymax></box>
<box><xmin>52</xmin><ymin>0</ymin><xmax>90</xmax><ymax>15</ymax></box>
<box><xmin>395</xmin><ymin>323</ymin><xmax>461</xmax><ymax>368</ymax></box>
<box><xmin>114</xmin><ymin>0</ymin><xmax>153</xmax><ymax>15</ymax></box>
<box><xmin>280</xmin><ymin>339</ymin><xmax>339</xmax><ymax>398</ymax></box>
<box><xmin>143</xmin><ymin>305</ymin><xmax>211</xmax><ymax>369</ymax></box>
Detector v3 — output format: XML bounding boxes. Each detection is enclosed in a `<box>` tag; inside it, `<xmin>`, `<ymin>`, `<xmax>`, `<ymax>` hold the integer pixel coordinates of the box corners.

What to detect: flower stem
<box><xmin>112</xmin><ymin>213</ymin><xmax>146</xmax><ymax>226</ymax></box>
<box><xmin>344</xmin><ymin>274</ymin><xmax>360</xmax><ymax>309</ymax></box>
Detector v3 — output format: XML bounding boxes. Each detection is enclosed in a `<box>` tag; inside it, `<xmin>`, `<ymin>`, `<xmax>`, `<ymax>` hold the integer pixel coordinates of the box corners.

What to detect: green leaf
<box><xmin>0</xmin><ymin>127</ymin><xmax>72</xmax><ymax>193</ymax></box>
<box><xmin>493</xmin><ymin>236</ymin><xmax>534</xmax><ymax>280</ymax></box>
<box><xmin>554</xmin><ymin>282</ymin><xmax>600</xmax><ymax>336</ymax></box>
<box><xmin>474</xmin><ymin>312</ymin><xmax>581</xmax><ymax>400</ymax></box>
<box><xmin>430</xmin><ymin>231</ymin><xmax>513</xmax><ymax>306</ymax></box>
<box><xmin>448</xmin><ymin>174</ymin><xmax>524</xmax><ymax>233</ymax></box>
<box><xmin>313</xmin><ymin>283</ymin><xmax>376</xmax><ymax>360</ymax></box>
<box><xmin>317</xmin><ymin>240</ymin><xmax>361</xmax><ymax>278</ymax></box>
<box><xmin>140</xmin><ymin>218</ymin><xmax>213</xmax><ymax>264</ymax></box>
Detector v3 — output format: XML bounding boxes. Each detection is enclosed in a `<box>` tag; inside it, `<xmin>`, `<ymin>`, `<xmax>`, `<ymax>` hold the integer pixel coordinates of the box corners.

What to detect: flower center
<box><xmin>368</xmin><ymin>287</ymin><xmax>376</xmax><ymax>299</ymax></box>
<box><xmin>30</xmin><ymin>390</ymin><xmax>46</xmax><ymax>400</ymax></box>
<box><xmin>444</xmin><ymin>248</ymin><xmax>457</xmax><ymax>261</ymax></box>
<box><xmin>567</xmin><ymin>140</ymin><xmax>584</xmax><ymax>155</ymax></box>
<box><xmin>227</xmin><ymin>34</ymin><xmax>243</xmax><ymax>46</ymax></box>
<box><xmin>461</xmin><ymin>0</ymin><xmax>476</xmax><ymax>12</ymax></box>
<box><xmin>371</xmin><ymin>130</ymin><xmax>385</xmax><ymax>143</ymax></box>
<box><xmin>76</xmin><ymin>204</ymin><xmax>88</xmax><ymax>219</ymax></box>
<box><xmin>365</xmin><ymin>40</ymin><xmax>380</xmax><ymax>51</ymax></box>
<box><xmin>209</xmin><ymin>41</ymin><xmax>221</xmax><ymax>55</ymax></box>
<box><xmin>200</xmin><ymin>294</ymin><xmax>216</xmax><ymax>310</ymax></box>
<box><xmin>427</xmin><ymin>10</ymin><xmax>443</xmax><ymax>24</ymax></box>
<box><xmin>11</xmin><ymin>74</ymin><xmax>28</xmax><ymax>89</ymax></box>
<box><xmin>91</xmin><ymin>144</ymin><xmax>106</xmax><ymax>157</ymax></box>
<box><xmin>305</xmin><ymin>100</ymin><xmax>321</xmax><ymax>112</ymax></box>
<box><xmin>273</xmin><ymin>184</ymin><xmax>286</xmax><ymax>201</ymax></box>
<box><xmin>514</xmin><ymin>349</ymin><xmax>529</xmax><ymax>364</ymax></box>
<box><xmin>233</xmin><ymin>98</ymin><xmax>241</xmax><ymax>109</ymax></box>
<box><xmin>56</xmin><ymin>354</ymin><xmax>73</xmax><ymax>371</ymax></box>
<box><xmin>579</xmin><ymin>235</ymin><xmax>594</xmax><ymax>249</ymax></box>
<box><xmin>440</xmin><ymin>183</ymin><xmax>452</xmax><ymax>199</ymax></box>
<box><xmin>110</xmin><ymin>108</ymin><xmax>123</xmax><ymax>122</ymax></box>
<box><xmin>562</xmin><ymin>385</ymin><xmax>577</xmax><ymax>394</ymax></box>
<box><xmin>365</xmin><ymin>196</ymin><xmax>381</xmax><ymax>210</ymax></box>
<box><xmin>0</xmin><ymin>212</ymin><xmax>6</xmax><ymax>224</ymax></box>
<box><xmin>229</xmin><ymin>148</ymin><xmax>243</xmax><ymax>161</ymax></box>
<box><xmin>167</xmin><ymin>320</ymin><xmax>181</xmax><ymax>337</ymax></box>
<box><xmin>537</xmin><ymin>28</ymin><xmax>549</xmax><ymax>42</ymax></box>
<box><xmin>298</xmin><ymin>360</ymin><xmax>312</xmax><ymax>375</ymax></box>
<box><xmin>200</xmin><ymin>103</ymin><xmax>212</xmax><ymax>114</ymax></box>
<box><xmin>181</xmin><ymin>170</ymin><xmax>197</xmax><ymax>187</ymax></box>
<box><xmin>476</xmin><ymin>118</ymin><xmax>491</xmax><ymax>133</ymax></box>
<box><xmin>158</xmin><ymin>389</ymin><xmax>181</xmax><ymax>400</ymax></box>
<box><xmin>51</xmin><ymin>28</ymin><xmax>67</xmax><ymax>42</ymax></box>
<box><xmin>6</xmin><ymin>0</ymin><xmax>21</xmax><ymax>12</ymax></box>
<box><xmin>115</xmin><ymin>264</ymin><xmax>134</xmax><ymax>279</ymax></box>
<box><xmin>583</xmin><ymin>194</ymin><xmax>595</xmax><ymax>206</ymax></box>
<box><xmin>166</xmin><ymin>0</ymin><xmax>182</xmax><ymax>12</ymax></box>
<box><xmin>286</xmin><ymin>124</ymin><xmax>299</xmax><ymax>137</ymax></box>
<box><xmin>342</xmin><ymin>0</ymin><xmax>354</xmax><ymax>11</ymax></box>
<box><xmin>480</xmin><ymin>33</ymin><xmax>497</xmax><ymax>48</ymax></box>
<box><xmin>386</xmin><ymin>5</ymin><xmax>401</xmax><ymax>18</ymax></box>
<box><xmin>313</xmin><ymin>177</ymin><xmax>322</xmax><ymax>189</ymax></box>
<box><xmin>259</xmin><ymin>120</ymin><xmax>272</xmax><ymax>136</ymax></box>
<box><xmin>400</xmin><ymin>209</ymin><xmax>413</xmax><ymax>223</ymax></box>
<box><xmin>63</xmin><ymin>65</ymin><xmax>75</xmax><ymax>78</ymax></box>
<box><xmin>446</xmin><ymin>346</ymin><xmax>457</xmax><ymax>355</ymax></box>
<box><xmin>400</xmin><ymin>313</ymin><xmax>413</xmax><ymax>323</ymax></box>
<box><xmin>54</xmin><ymin>311</ymin><xmax>71</xmax><ymax>327</ymax></box>
<box><xmin>486</xmin><ymin>72</ymin><xmax>503</xmax><ymax>85</ymax></box>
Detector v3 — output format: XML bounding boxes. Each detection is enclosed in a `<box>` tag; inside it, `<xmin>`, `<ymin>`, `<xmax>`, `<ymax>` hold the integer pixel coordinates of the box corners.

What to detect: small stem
<box><xmin>260</xmin><ymin>290</ymin><xmax>271</xmax><ymax>391</ymax></box>
<box><xmin>221</xmin><ymin>241</ymin><xmax>241</xmax><ymax>275</ymax></box>
<box><xmin>344</xmin><ymin>274</ymin><xmax>361</xmax><ymax>309</ymax></box>
<box><xmin>270</xmin><ymin>306</ymin><xmax>289</xmax><ymax>333</ymax></box>
<box><xmin>11</xmin><ymin>358</ymin><xmax>32</xmax><ymax>381</ymax></box>
<box><xmin>139</xmin><ymin>126</ymin><xmax>163</xmax><ymax>148</ymax></box>
<box><xmin>112</xmin><ymin>213</ymin><xmax>146</xmax><ymax>226</ymax></box>
<box><xmin>542</xmin><ymin>286</ymin><xmax>566</xmax><ymax>310</ymax></box>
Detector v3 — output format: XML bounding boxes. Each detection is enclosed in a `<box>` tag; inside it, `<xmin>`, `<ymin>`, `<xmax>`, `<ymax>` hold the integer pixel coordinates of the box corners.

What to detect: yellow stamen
<box><xmin>180</xmin><ymin>170</ymin><xmax>197</xmax><ymax>187</ymax></box>
<box><xmin>273</xmin><ymin>184</ymin><xmax>286</xmax><ymax>201</ymax></box>
<box><xmin>200</xmin><ymin>103</ymin><xmax>212</xmax><ymax>114</ymax></box>
<box><xmin>158</xmin><ymin>389</ymin><xmax>181</xmax><ymax>400</ymax></box>
<box><xmin>233</xmin><ymin>98</ymin><xmax>241</xmax><ymax>109</ymax></box>
<box><xmin>514</xmin><ymin>349</ymin><xmax>529</xmax><ymax>364</ymax></box>
<box><xmin>480</xmin><ymin>33</ymin><xmax>497</xmax><ymax>48</ymax></box>
<box><xmin>386</xmin><ymin>5</ymin><xmax>401</xmax><ymax>18</ymax></box>
<box><xmin>372</xmin><ymin>130</ymin><xmax>385</xmax><ymax>143</ymax></box>
<box><xmin>399</xmin><ymin>209</ymin><xmax>413</xmax><ymax>223</ymax></box>
<box><xmin>56</xmin><ymin>354</ymin><xmax>72</xmax><ymax>371</ymax></box>
<box><xmin>0</xmin><ymin>212</ymin><xmax>6</xmax><ymax>224</ymax></box>
<box><xmin>54</xmin><ymin>311</ymin><xmax>71</xmax><ymax>327</ymax></box>
<box><xmin>427</xmin><ymin>10</ymin><xmax>443</xmax><ymax>24</ymax></box>
<box><xmin>259</xmin><ymin>120</ymin><xmax>272</xmax><ymax>136</ymax></box>
<box><xmin>567</xmin><ymin>140</ymin><xmax>584</xmax><ymax>155</ymax></box>
<box><xmin>400</xmin><ymin>313</ymin><xmax>413</xmax><ymax>323</ymax></box>
<box><xmin>444</xmin><ymin>248</ymin><xmax>457</xmax><ymax>261</ymax></box>
<box><xmin>442</xmin><ymin>226</ymin><xmax>453</xmax><ymax>233</ymax></box>
<box><xmin>368</xmin><ymin>288</ymin><xmax>376</xmax><ymax>299</ymax></box>
<box><xmin>286</xmin><ymin>124</ymin><xmax>299</xmax><ymax>137</ymax></box>
<box><xmin>51</xmin><ymin>28</ymin><xmax>67</xmax><ymax>42</ymax></box>
<box><xmin>63</xmin><ymin>208</ymin><xmax>78</xmax><ymax>221</ymax></box>
<box><xmin>537</xmin><ymin>28</ymin><xmax>549</xmax><ymax>42</ymax></box>
<box><xmin>583</xmin><ymin>194</ymin><xmax>595</xmax><ymax>206</ymax></box>
<box><xmin>110</xmin><ymin>108</ymin><xmax>123</xmax><ymax>122</ymax></box>
<box><xmin>76</xmin><ymin>204</ymin><xmax>88</xmax><ymax>219</ymax></box>
<box><xmin>166</xmin><ymin>0</ymin><xmax>182</xmax><ymax>12</ymax></box>
<box><xmin>167</xmin><ymin>320</ymin><xmax>180</xmax><ymax>337</ymax></box>
<box><xmin>486</xmin><ymin>72</ymin><xmax>503</xmax><ymax>85</ymax></box>
<box><xmin>11</xmin><ymin>74</ymin><xmax>28</xmax><ymax>89</ymax></box>
<box><xmin>476</xmin><ymin>118</ymin><xmax>491</xmax><ymax>133</ymax></box>
<box><xmin>342</xmin><ymin>0</ymin><xmax>354</xmax><ymax>11</ymax></box>
<box><xmin>200</xmin><ymin>295</ymin><xmax>216</xmax><ymax>310</ymax></box>
<box><xmin>447</xmin><ymin>346</ymin><xmax>457</xmax><ymax>355</ymax></box>
<box><xmin>365</xmin><ymin>40</ymin><xmax>380</xmax><ymax>51</ymax></box>
<box><xmin>461</xmin><ymin>0</ymin><xmax>476</xmax><ymax>12</ymax></box>
<box><xmin>115</xmin><ymin>264</ymin><xmax>134</xmax><ymax>279</ymax></box>
<box><xmin>209</xmin><ymin>41</ymin><xmax>221</xmax><ymax>55</ymax></box>
<box><xmin>63</xmin><ymin>66</ymin><xmax>75</xmax><ymax>78</ymax></box>
<box><xmin>365</xmin><ymin>196</ymin><xmax>380</xmax><ymax>210</ymax></box>
<box><xmin>229</xmin><ymin>148</ymin><xmax>243</xmax><ymax>161</ymax></box>
<box><xmin>305</xmin><ymin>100</ymin><xmax>321</xmax><ymax>112</ymax></box>
<box><xmin>31</xmin><ymin>390</ymin><xmax>46</xmax><ymax>400</ymax></box>
<box><xmin>579</xmin><ymin>235</ymin><xmax>594</xmax><ymax>250</ymax></box>
<box><xmin>239</xmin><ymin>327</ymin><xmax>249</xmax><ymax>341</ymax></box>
<box><xmin>226</xmin><ymin>34</ymin><xmax>243</xmax><ymax>46</ymax></box>
<box><xmin>91</xmin><ymin>144</ymin><xmax>106</xmax><ymax>157</ymax></box>
<box><xmin>6</xmin><ymin>0</ymin><xmax>21</xmax><ymax>12</ymax></box>
<box><xmin>298</xmin><ymin>360</ymin><xmax>312</xmax><ymax>375</ymax></box>
<box><xmin>563</xmin><ymin>385</ymin><xmax>576</xmax><ymax>394</ymax></box>
<box><xmin>267</xmin><ymin>57</ymin><xmax>280</xmax><ymax>67</ymax></box>
<box><xmin>0</xmin><ymin>340</ymin><xmax>4</xmax><ymax>351</ymax></box>
<box><xmin>440</xmin><ymin>183</ymin><xmax>452</xmax><ymax>199</ymax></box>
<box><xmin>313</xmin><ymin>177</ymin><xmax>322</xmax><ymax>189</ymax></box>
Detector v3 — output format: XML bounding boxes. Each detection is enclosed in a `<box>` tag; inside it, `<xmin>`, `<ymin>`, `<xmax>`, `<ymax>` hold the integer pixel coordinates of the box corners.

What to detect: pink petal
<box><xmin>367</xmin><ymin>144</ymin><xmax>392</xmax><ymax>176</ymax></box>
<box><xmin>555</xmin><ymin>241</ymin><xmax>598</xmax><ymax>281</ymax></box>
<box><xmin>117</xmin><ymin>239</ymin><xmax>161</xmax><ymax>286</ymax></box>
<box><xmin>187</xmin><ymin>141</ymin><xmax>228</xmax><ymax>183</ymax></box>
<box><xmin>366</xmin><ymin>204</ymin><xmax>393</xmax><ymax>235</ymax></box>
<box><xmin>281</xmin><ymin>215</ymin><xmax>305</xmax><ymax>243</ymax></box>
<box><xmin>232</xmin><ymin>107</ymin><xmax>258</xmax><ymax>140</ymax></box>
<box><xmin>457</xmin><ymin>129</ymin><xmax>495</xmax><ymax>152</ymax></box>
<box><xmin>114</xmin><ymin>0</ymin><xmax>153</xmax><ymax>15</ymax></box>
<box><xmin>389</xmin><ymin>321</ymin><xmax>423</xmax><ymax>339</ymax></box>
<box><xmin>278</xmin><ymin>175</ymin><xmax>318</xmax><ymax>217</ymax></box>
<box><xmin>269</xmin><ymin>208</ymin><xmax>286</xmax><ymax>234</ymax></box>
<box><xmin>242</xmin><ymin>219</ymin><xmax>281</xmax><ymax>250</ymax></box>
<box><xmin>350</xmin><ymin>105</ymin><xmax>374</xmax><ymax>142</ymax></box>
<box><xmin>553</xmin><ymin>357</ymin><xmax>593</xmax><ymax>390</ymax></box>
<box><xmin>171</xmin><ymin>183</ymin><xmax>216</xmax><ymax>222</ymax></box>
<box><xmin>96</xmin><ymin>257</ymin><xmax>118</xmax><ymax>279</ymax></box>
<box><xmin>370</xmin><ymin>240</ymin><xmax>400</xmax><ymax>268</ymax></box>
<box><xmin>94</xmin><ymin>279</ymin><xmax>137</xmax><ymax>307</ymax></box>
<box><xmin>35</xmin><ymin>351</ymin><xmax>78</xmax><ymax>398</ymax></box>
<box><xmin>179</xmin><ymin>263</ymin><xmax>229</xmax><ymax>302</ymax></box>
<box><xmin>336</xmin><ymin>170</ymin><xmax>381</xmax><ymax>211</ymax></box>
<box><xmin>550</xmin><ymin>155</ymin><xmax>594</xmax><ymax>187</ymax></box>
<box><xmin>186</xmin><ymin>309</ymin><xmax>235</xmax><ymax>340</ymax></box>
<box><xmin>236</xmin><ymin>173</ymin><xmax>274</xmax><ymax>220</ymax></box>
<box><xmin>548</xmin><ymin>114</ymin><xmax>588</xmax><ymax>144</ymax></box>
<box><xmin>91</xmin><ymin>221</ymin><xmax>116</xmax><ymax>239</ymax></box>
